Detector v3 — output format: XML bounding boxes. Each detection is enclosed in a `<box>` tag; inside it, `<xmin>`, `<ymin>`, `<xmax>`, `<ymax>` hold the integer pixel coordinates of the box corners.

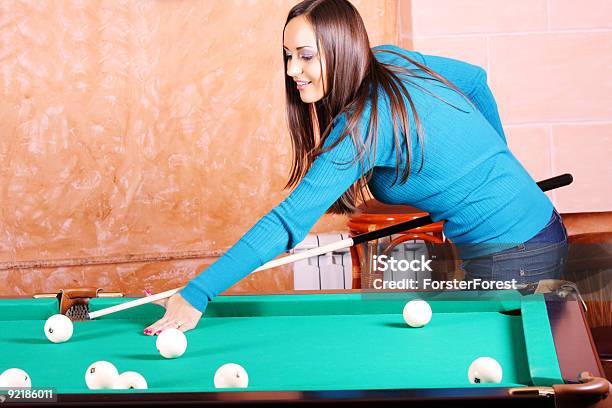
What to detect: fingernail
<box><xmin>145</xmin><ymin>289</ymin><xmax>152</xmax><ymax>296</ymax></box>
<box><xmin>155</xmin><ymin>330</ymin><xmax>161</xmax><ymax>335</ymax></box>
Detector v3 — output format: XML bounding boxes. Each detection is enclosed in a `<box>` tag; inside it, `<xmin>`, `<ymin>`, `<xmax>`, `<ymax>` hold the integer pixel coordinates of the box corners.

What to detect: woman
<box><xmin>144</xmin><ymin>0</ymin><xmax>567</xmax><ymax>335</ymax></box>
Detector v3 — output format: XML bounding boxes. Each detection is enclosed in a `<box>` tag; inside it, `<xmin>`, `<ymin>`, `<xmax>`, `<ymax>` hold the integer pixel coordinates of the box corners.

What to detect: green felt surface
<box><xmin>0</xmin><ymin>292</ymin><xmax>563</xmax><ymax>393</ymax></box>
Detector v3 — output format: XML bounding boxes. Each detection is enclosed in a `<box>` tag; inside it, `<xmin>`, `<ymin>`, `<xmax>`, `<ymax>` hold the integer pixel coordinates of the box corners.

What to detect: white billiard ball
<box><xmin>44</xmin><ymin>314</ymin><xmax>74</xmax><ymax>343</ymax></box>
<box><xmin>402</xmin><ymin>299</ymin><xmax>432</xmax><ymax>327</ymax></box>
<box><xmin>0</xmin><ymin>368</ymin><xmax>31</xmax><ymax>388</ymax></box>
<box><xmin>113</xmin><ymin>371</ymin><xmax>148</xmax><ymax>390</ymax></box>
<box><xmin>156</xmin><ymin>328</ymin><xmax>187</xmax><ymax>359</ymax></box>
<box><xmin>85</xmin><ymin>361</ymin><xmax>119</xmax><ymax>389</ymax></box>
<box><xmin>468</xmin><ymin>357</ymin><xmax>503</xmax><ymax>384</ymax></box>
<box><xmin>214</xmin><ymin>363</ymin><xmax>249</xmax><ymax>388</ymax></box>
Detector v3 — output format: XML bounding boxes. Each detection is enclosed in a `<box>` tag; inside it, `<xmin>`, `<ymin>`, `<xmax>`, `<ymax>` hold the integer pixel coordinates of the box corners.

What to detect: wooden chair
<box><xmin>347</xmin><ymin>200</ymin><xmax>456</xmax><ymax>289</ymax></box>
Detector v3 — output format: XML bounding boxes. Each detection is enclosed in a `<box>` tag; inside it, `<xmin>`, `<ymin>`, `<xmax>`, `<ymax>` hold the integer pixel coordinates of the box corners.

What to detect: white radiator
<box><xmin>292</xmin><ymin>233</ymin><xmax>432</xmax><ymax>290</ymax></box>
<box><xmin>292</xmin><ymin>233</ymin><xmax>351</xmax><ymax>290</ymax></box>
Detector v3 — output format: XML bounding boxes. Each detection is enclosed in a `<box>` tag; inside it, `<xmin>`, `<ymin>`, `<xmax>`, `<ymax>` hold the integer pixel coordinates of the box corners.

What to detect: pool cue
<box><xmin>87</xmin><ymin>173</ymin><xmax>573</xmax><ymax>319</ymax></box>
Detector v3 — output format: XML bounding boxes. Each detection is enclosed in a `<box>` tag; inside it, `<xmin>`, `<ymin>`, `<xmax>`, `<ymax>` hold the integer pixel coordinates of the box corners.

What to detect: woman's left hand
<box><xmin>143</xmin><ymin>292</ymin><xmax>202</xmax><ymax>336</ymax></box>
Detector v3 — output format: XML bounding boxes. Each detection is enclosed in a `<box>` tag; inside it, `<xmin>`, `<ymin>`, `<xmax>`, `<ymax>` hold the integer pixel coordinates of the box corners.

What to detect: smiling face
<box><xmin>283</xmin><ymin>16</ymin><xmax>327</xmax><ymax>103</ymax></box>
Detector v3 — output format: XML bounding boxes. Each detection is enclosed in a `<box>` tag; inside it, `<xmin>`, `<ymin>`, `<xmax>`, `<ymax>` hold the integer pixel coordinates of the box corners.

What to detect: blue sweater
<box><xmin>180</xmin><ymin>45</ymin><xmax>553</xmax><ymax>312</ymax></box>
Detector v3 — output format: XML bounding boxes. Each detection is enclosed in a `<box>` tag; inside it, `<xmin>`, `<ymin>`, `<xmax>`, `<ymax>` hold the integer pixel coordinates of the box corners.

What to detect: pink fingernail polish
<box><xmin>145</xmin><ymin>289</ymin><xmax>152</xmax><ymax>296</ymax></box>
<box><xmin>155</xmin><ymin>330</ymin><xmax>161</xmax><ymax>335</ymax></box>
<box><xmin>144</xmin><ymin>329</ymin><xmax>151</xmax><ymax>334</ymax></box>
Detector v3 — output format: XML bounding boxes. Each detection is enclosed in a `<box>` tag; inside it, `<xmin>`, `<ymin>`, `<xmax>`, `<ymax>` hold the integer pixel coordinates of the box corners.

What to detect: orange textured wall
<box><xmin>0</xmin><ymin>0</ymin><xmax>396</xmax><ymax>296</ymax></box>
<box><xmin>402</xmin><ymin>0</ymin><xmax>612</xmax><ymax>213</ymax></box>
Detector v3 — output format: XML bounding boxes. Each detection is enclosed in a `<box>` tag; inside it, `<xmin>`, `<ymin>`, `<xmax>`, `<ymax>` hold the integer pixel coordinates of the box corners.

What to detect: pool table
<box><xmin>0</xmin><ymin>290</ymin><xmax>609</xmax><ymax>407</ymax></box>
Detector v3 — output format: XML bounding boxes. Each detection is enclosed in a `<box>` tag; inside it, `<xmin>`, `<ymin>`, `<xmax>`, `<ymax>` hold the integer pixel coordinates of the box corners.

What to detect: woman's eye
<box><xmin>285</xmin><ymin>54</ymin><xmax>313</xmax><ymax>61</ymax></box>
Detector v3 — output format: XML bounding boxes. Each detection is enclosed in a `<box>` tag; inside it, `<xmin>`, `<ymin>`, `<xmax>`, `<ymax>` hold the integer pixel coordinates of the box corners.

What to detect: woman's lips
<box><xmin>296</xmin><ymin>81</ymin><xmax>311</xmax><ymax>90</ymax></box>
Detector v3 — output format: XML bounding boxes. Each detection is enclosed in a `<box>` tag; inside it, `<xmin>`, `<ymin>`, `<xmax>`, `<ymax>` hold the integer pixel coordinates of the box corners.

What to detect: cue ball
<box><xmin>468</xmin><ymin>357</ymin><xmax>503</xmax><ymax>384</ymax></box>
<box><xmin>85</xmin><ymin>361</ymin><xmax>119</xmax><ymax>389</ymax></box>
<box><xmin>0</xmin><ymin>368</ymin><xmax>31</xmax><ymax>388</ymax></box>
<box><xmin>44</xmin><ymin>314</ymin><xmax>74</xmax><ymax>343</ymax></box>
<box><xmin>113</xmin><ymin>371</ymin><xmax>148</xmax><ymax>390</ymax></box>
<box><xmin>214</xmin><ymin>363</ymin><xmax>249</xmax><ymax>388</ymax></box>
<box><xmin>156</xmin><ymin>328</ymin><xmax>187</xmax><ymax>359</ymax></box>
<box><xmin>402</xmin><ymin>299</ymin><xmax>432</xmax><ymax>327</ymax></box>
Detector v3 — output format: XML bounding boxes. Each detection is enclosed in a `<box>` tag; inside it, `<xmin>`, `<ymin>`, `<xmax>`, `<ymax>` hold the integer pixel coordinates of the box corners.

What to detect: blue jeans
<box><xmin>461</xmin><ymin>210</ymin><xmax>568</xmax><ymax>284</ymax></box>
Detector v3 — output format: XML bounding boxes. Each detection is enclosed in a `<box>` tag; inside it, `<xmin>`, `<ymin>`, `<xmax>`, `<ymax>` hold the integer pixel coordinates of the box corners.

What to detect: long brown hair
<box><xmin>283</xmin><ymin>0</ymin><xmax>472</xmax><ymax>214</ymax></box>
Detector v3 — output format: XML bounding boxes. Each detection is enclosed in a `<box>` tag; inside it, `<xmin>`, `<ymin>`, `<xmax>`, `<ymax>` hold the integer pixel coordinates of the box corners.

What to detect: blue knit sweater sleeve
<box><xmin>180</xmin><ymin>114</ymin><xmax>377</xmax><ymax>312</ymax></box>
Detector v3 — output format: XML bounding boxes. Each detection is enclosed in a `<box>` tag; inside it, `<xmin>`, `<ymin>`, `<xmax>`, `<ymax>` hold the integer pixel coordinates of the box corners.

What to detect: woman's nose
<box><xmin>286</xmin><ymin>59</ymin><xmax>301</xmax><ymax>77</ymax></box>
